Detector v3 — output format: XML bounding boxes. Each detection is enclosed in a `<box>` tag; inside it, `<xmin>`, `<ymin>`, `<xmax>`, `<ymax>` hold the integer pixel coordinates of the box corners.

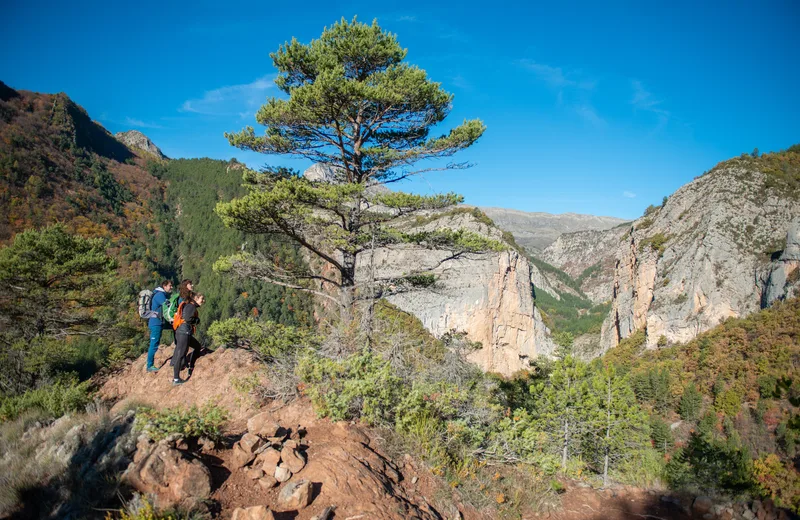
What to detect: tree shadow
<box><xmin>8</xmin><ymin>413</ymin><xmax>138</xmax><ymax>519</ymax></box>
<box><xmin>581</xmin><ymin>493</ymin><xmax>691</xmax><ymax>520</ymax></box>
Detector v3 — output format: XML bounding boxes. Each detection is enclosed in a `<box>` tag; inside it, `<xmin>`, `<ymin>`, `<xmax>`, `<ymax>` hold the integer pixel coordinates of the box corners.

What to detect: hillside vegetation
<box><xmin>602</xmin><ymin>298</ymin><xmax>800</xmax><ymax>511</ymax></box>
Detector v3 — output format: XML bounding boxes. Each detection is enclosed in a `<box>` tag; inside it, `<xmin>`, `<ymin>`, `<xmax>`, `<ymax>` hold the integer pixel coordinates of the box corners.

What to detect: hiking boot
<box><xmin>146</xmin><ymin>365</ymin><xmax>158</xmax><ymax>373</ymax></box>
<box><xmin>172</xmin><ymin>378</ymin><xmax>186</xmax><ymax>386</ymax></box>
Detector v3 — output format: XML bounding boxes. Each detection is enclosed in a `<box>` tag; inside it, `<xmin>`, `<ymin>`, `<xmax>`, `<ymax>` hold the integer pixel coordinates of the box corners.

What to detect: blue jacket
<box><xmin>148</xmin><ymin>287</ymin><xmax>170</xmax><ymax>328</ymax></box>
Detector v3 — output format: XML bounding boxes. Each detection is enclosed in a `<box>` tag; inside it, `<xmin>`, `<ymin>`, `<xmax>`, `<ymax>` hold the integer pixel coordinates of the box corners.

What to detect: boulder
<box><xmin>277</xmin><ymin>479</ymin><xmax>313</xmax><ymax>510</ymax></box>
<box><xmin>693</xmin><ymin>496</ymin><xmax>714</xmax><ymax>516</ymax></box>
<box><xmin>245</xmin><ymin>468</ymin><xmax>265</xmax><ymax>480</ymax></box>
<box><xmin>231</xmin><ymin>505</ymin><xmax>276</xmax><ymax>520</ymax></box>
<box><xmin>124</xmin><ymin>442</ymin><xmax>212</xmax><ymax>509</ymax></box>
<box><xmin>247</xmin><ymin>412</ymin><xmax>284</xmax><ymax>438</ymax></box>
<box><xmin>274</xmin><ymin>464</ymin><xmax>292</xmax><ymax>483</ymax></box>
<box><xmin>232</xmin><ymin>432</ymin><xmax>264</xmax><ymax>468</ymax></box>
<box><xmin>256</xmin><ymin>447</ymin><xmax>282</xmax><ymax>475</ymax></box>
<box><xmin>280</xmin><ymin>445</ymin><xmax>306</xmax><ymax>474</ymax></box>
<box><xmin>258</xmin><ymin>475</ymin><xmax>279</xmax><ymax>489</ymax></box>
<box><xmin>240</xmin><ymin>432</ymin><xmax>264</xmax><ymax>453</ymax></box>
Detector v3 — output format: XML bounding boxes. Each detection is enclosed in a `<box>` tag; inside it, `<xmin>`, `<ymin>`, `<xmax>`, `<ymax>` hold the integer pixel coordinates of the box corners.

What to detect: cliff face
<box><xmin>540</xmin><ymin>226</ymin><xmax>627</xmax><ymax>303</ymax></box>
<box><xmin>600</xmin><ymin>153</ymin><xmax>800</xmax><ymax>352</ymax></box>
<box><xmin>353</xmin><ymin>208</ymin><xmax>555</xmax><ymax>375</ymax></box>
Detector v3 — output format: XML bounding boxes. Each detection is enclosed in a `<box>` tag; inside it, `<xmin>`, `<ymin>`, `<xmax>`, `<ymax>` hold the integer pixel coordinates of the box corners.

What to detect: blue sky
<box><xmin>2</xmin><ymin>0</ymin><xmax>798</xmax><ymax>219</ymax></box>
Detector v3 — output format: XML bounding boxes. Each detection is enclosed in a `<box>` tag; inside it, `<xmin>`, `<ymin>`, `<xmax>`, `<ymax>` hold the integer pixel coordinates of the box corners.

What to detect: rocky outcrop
<box><xmin>601</xmin><ymin>156</ymin><xmax>800</xmax><ymax>352</ymax></box>
<box><xmin>480</xmin><ymin>206</ymin><xmax>627</xmax><ymax>253</ymax></box>
<box><xmin>115</xmin><ymin>129</ymin><xmax>167</xmax><ymax>159</ymax></box>
<box><xmin>541</xmin><ymin>226</ymin><xmax>628</xmax><ymax>303</ymax></box>
<box><xmin>124</xmin><ymin>436</ymin><xmax>213</xmax><ymax>509</ymax></box>
<box><xmin>761</xmin><ymin>218</ymin><xmax>800</xmax><ymax>306</ymax></box>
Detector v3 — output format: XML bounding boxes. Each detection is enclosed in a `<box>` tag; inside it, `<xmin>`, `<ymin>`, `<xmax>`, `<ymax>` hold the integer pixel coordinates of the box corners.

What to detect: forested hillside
<box><xmin>146</xmin><ymin>158</ymin><xmax>313</xmax><ymax>334</ymax></box>
<box><xmin>0</xmin><ymin>84</ymin><xmax>312</xmax><ymax>430</ymax></box>
<box><xmin>602</xmin><ymin>298</ymin><xmax>800</xmax><ymax>510</ymax></box>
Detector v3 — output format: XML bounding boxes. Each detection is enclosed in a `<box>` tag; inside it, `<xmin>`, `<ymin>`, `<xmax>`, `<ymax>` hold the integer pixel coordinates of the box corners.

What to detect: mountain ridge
<box><xmin>479</xmin><ymin>206</ymin><xmax>628</xmax><ymax>253</ymax></box>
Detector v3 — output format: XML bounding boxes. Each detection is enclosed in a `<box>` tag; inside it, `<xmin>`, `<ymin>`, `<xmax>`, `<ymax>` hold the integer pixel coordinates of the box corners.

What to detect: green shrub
<box><xmin>297</xmin><ymin>349</ymin><xmax>404</xmax><ymax>426</ymax></box>
<box><xmin>614</xmin><ymin>448</ymin><xmax>665</xmax><ymax>487</ymax></box>
<box><xmin>715</xmin><ymin>386</ymin><xmax>744</xmax><ymax>416</ymax></box>
<box><xmin>0</xmin><ymin>380</ymin><xmax>92</xmax><ymax>422</ymax></box>
<box><xmin>207</xmin><ymin>317</ymin><xmax>318</xmax><ymax>359</ymax></box>
<box><xmin>638</xmin><ymin>233</ymin><xmax>671</xmax><ymax>256</ymax></box>
<box><xmin>134</xmin><ymin>403</ymin><xmax>228</xmax><ymax>441</ymax></box>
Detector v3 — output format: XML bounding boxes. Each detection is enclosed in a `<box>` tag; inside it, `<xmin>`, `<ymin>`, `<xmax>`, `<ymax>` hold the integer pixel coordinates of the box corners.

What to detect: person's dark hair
<box><xmin>192</xmin><ymin>292</ymin><xmax>205</xmax><ymax>304</ymax></box>
<box><xmin>161</xmin><ymin>279</ymin><xmax>172</xmax><ymax>288</ymax></box>
<box><xmin>178</xmin><ymin>279</ymin><xmax>193</xmax><ymax>300</ymax></box>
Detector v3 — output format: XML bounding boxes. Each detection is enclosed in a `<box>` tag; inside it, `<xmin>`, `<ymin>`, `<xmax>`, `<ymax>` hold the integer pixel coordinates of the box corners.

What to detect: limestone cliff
<box><xmin>761</xmin><ymin>218</ymin><xmax>800</xmax><ymax>306</ymax></box>
<box><xmin>357</xmin><ymin>208</ymin><xmax>556</xmax><ymax>375</ymax></box>
<box><xmin>600</xmin><ymin>153</ymin><xmax>800</xmax><ymax>352</ymax></box>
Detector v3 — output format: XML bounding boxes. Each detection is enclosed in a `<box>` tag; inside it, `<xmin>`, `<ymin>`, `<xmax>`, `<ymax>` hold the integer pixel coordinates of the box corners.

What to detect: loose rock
<box><xmin>245</xmin><ymin>468</ymin><xmax>265</xmax><ymax>480</ymax></box>
<box><xmin>247</xmin><ymin>412</ymin><xmax>283</xmax><ymax>438</ymax></box>
<box><xmin>256</xmin><ymin>447</ymin><xmax>282</xmax><ymax>475</ymax></box>
<box><xmin>277</xmin><ymin>479</ymin><xmax>313</xmax><ymax>510</ymax></box>
<box><xmin>231</xmin><ymin>505</ymin><xmax>276</xmax><ymax>520</ymax></box>
<box><xmin>258</xmin><ymin>475</ymin><xmax>278</xmax><ymax>489</ymax></box>
<box><xmin>274</xmin><ymin>464</ymin><xmax>292</xmax><ymax>483</ymax></box>
<box><xmin>232</xmin><ymin>432</ymin><xmax>264</xmax><ymax>468</ymax></box>
<box><xmin>280</xmin><ymin>445</ymin><xmax>306</xmax><ymax>474</ymax></box>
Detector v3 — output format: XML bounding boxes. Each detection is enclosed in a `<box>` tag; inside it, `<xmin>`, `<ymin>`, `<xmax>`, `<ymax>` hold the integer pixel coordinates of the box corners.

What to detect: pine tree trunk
<box><xmin>340</xmin><ymin>250</ymin><xmax>356</xmax><ymax>325</ymax></box>
<box><xmin>562</xmin><ymin>417</ymin><xmax>569</xmax><ymax>472</ymax></box>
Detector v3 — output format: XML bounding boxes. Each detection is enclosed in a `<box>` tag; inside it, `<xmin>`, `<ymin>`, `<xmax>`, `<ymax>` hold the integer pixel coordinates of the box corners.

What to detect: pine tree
<box><xmin>679</xmin><ymin>382</ymin><xmax>703</xmax><ymax>421</ymax></box>
<box><xmin>530</xmin><ymin>355</ymin><xmax>594</xmax><ymax>472</ymax></box>
<box><xmin>588</xmin><ymin>363</ymin><xmax>650</xmax><ymax>486</ymax></box>
<box><xmin>216</xmin><ymin>18</ymin><xmax>488</xmax><ymax>324</ymax></box>
<box><xmin>0</xmin><ymin>225</ymin><xmax>117</xmax><ymax>393</ymax></box>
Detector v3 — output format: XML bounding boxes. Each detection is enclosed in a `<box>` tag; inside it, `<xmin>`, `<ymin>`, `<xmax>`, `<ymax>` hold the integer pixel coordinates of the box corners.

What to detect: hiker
<box><xmin>146</xmin><ymin>280</ymin><xmax>174</xmax><ymax>372</ymax></box>
<box><xmin>168</xmin><ymin>279</ymin><xmax>194</xmax><ymax>367</ymax></box>
<box><xmin>177</xmin><ymin>279</ymin><xmax>193</xmax><ymax>303</ymax></box>
<box><xmin>172</xmin><ymin>291</ymin><xmax>204</xmax><ymax>385</ymax></box>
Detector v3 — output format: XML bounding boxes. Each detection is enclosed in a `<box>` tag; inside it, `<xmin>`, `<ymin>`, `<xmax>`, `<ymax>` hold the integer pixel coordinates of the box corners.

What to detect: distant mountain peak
<box><xmin>115</xmin><ymin>130</ymin><xmax>167</xmax><ymax>160</ymax></box>
<box><xmin>479</xmin><ymin>207</ymin><xmax>628</xmax><ymax>253</ymax></box>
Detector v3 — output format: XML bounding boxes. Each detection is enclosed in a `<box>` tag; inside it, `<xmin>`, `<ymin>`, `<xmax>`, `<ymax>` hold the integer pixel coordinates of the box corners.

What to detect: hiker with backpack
<box><xmin>142</xmin><ymin>280</ymin><xmax>174</xmax><ymax>372</ymax></box>
<box><xmin>172</xmin><ymin>291</ymin><xmax>204</xmax><ymax>385</ymax></box>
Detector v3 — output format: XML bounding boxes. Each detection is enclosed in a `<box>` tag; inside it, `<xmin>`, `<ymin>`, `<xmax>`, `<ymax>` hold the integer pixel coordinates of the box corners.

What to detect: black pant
<box><xmin>173</xmin><ymin>325</ymin><xmax>199</xmax><ymax>380</ymax></box>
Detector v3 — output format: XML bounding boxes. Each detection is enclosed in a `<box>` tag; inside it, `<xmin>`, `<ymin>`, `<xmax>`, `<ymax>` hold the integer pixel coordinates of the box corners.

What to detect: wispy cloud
<box><xmin>573</xmin><ymin>104</ymin><xmax>606</xmax><ymax>128</ymax></box>
<box><xmin>125</xmin><ymin>117</ymin><xmax>163</xmax><ymax>129</ymax></box>
<box><xmin>518</xmin><ymin>60</ymin><xmax>595</xmax><ymax>90</ymax></box>
<box><xmin>623</xmin><ymin>191</ymin><xmax>637</xmax><ymax>198</ymax></box>
<box><xmin>631</xmin><ymin>80</ymin><xmax>670</xmax><ymax>132</ymax></box>
<box><xmin>450</xmin><ymin>75</ymin><xmax>473</xmax><ymax>90</ymax></box>
<box><xmin>180</xmin><ymin>76</ymin><xmax>273</xmax><ymax>117</ymax></box>
<box><xmin>520</xmin><ymin>59</ymin><xmax>604</xmax><ymax>128</ymax></box>
<box><xmin>396</xmin><ymin>15</ymin><xmax>417</xmax><ymax>22</ymax></box>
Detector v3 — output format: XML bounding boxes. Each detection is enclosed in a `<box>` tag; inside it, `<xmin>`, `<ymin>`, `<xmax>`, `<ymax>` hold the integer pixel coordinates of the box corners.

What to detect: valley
<box><xmin>1</xmin><ymin>15</ymin><xmax>799</xmax><ymax>520</ymax></box>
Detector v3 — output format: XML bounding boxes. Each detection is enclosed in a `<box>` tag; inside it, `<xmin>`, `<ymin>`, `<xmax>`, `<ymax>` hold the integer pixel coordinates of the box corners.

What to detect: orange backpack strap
<box><xmin>173</xmin><ymin>301</ymin><xmax>186</xmax><ymax>330</ymax></box>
